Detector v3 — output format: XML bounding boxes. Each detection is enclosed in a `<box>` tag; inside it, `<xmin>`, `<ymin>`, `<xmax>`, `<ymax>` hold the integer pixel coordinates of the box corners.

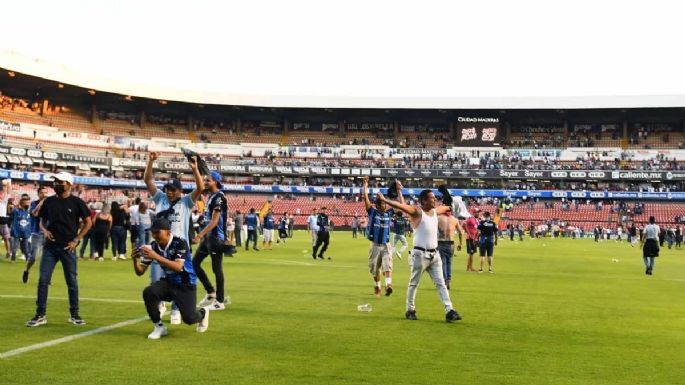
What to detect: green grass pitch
<box><xmin>1</xmin><ymin>233</ymin><xmax>684</xmax><ymax>385</ymax></box>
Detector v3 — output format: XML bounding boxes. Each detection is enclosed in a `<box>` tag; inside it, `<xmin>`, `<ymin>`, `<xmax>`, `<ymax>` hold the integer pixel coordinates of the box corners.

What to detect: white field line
<box><xmin>0</xmin><ymin>294</ymin><xmax>142</xmax><ymax>304</ymax></box>
<box><xmin>0</xmin><ymin>316</ymin><xmax>148</xmax><ymax>359</ymax></box>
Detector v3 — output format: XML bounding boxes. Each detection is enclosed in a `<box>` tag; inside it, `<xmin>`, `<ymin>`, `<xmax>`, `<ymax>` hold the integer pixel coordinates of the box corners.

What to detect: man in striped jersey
<box><xmin>362</xmin><ymin>176</ymin><xmax>397</xmax><ymax>296</ymax></box>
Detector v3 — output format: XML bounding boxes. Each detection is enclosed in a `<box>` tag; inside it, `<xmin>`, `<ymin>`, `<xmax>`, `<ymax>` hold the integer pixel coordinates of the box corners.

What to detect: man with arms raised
<box><xmin>362</xmin><ymin>176</ymin><xmax>396</xmax><ymax>296</ymax></box>
<box><xmin>376</xmin><ymin>188</ymin><xmax>462</xmax><ymax>322</ymax></box>
<box><xmin>437</xmin><ymin>209</ymin><xmax>464</xmax><ymax>290</ymax></box>
<box><xmin>144</xmin><ymin>151</ymin><xmax>204</xmax><ymax>325</ymax></box>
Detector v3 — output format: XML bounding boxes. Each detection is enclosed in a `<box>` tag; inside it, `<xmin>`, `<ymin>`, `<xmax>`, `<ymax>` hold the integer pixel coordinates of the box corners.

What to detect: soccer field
<box><xmin>1</xmin><ymin>233</ymin><xmax>684</xmax><ymax>385</ymax></box>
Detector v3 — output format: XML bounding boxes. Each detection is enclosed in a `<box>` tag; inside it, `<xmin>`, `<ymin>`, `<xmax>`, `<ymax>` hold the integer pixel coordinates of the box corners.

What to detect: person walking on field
<box><xmin>641</xmin><ymin>216</ymin><xmax>660</xmax><ymax>275</ymax></box>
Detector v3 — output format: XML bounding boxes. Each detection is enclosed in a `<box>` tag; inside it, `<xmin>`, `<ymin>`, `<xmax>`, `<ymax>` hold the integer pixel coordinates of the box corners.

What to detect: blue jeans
<box><xmin>136</xmin><ymin>227</ymin><xmax>150</xmax><ymax>248</ymax></box>
<box><xmin>79</xmin><ymin>230</ymin><xmax>95</xmax><ymax>258</ymax></box>
<box><xmin>11</xmin><ymin>236</ymin><xmax>30</xmax><ymax>261</ymax></box>
<box><xmin>438</xmin><ymin>242</ymin><xmax>454</xmax><ymax>284</ymax></box>
<box><xmin>643</xmin><ymin>257</ymin><xmax>655</xmax><ymax>270</ymax></box>
<box><xmin>110</xmin><ymin>226</ymin><xmax>127</xmax><ymax>257</ymax></box>
<box><xmin>30</xmin><ymin>232</ymin><xmax>45</xmax><ymax>263</ymax></box>
<box><xmin>36</xmin><ymin>245</ymin><xmax>79</xmax><ymax>316</ymax></box>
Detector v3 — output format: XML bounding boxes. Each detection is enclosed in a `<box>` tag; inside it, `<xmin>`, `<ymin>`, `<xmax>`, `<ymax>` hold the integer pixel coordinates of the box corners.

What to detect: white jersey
<box><xmin>413</xmin><ymin>209</ymin><xmax>438</xmax><ymax>250</ymax></box>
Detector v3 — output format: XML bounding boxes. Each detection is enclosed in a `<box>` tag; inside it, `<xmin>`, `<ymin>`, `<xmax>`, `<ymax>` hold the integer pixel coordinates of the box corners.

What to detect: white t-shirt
<box><xmin>128</xmin><ymin>205</ymin><xmax>140</xmax><ymax>226</ymax></box>
<box><xmin>308</xmin><ymin>214</ymin><xmax>319</xmax><ymax>231</ymax></box>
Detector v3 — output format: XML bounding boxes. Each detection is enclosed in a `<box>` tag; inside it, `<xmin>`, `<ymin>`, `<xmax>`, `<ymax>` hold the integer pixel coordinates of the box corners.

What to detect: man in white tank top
<box><xmin>378</xmin><ymin>188</ymin><xmax>462</xmax><ymax>322</ymax></box>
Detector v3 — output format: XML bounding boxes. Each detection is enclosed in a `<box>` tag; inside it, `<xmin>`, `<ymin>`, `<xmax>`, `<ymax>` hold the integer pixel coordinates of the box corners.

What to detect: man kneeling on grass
<box><xmin>132</xmin><ymin>218</ymin><xmax>209</xmax><ymax>339</ymax></box>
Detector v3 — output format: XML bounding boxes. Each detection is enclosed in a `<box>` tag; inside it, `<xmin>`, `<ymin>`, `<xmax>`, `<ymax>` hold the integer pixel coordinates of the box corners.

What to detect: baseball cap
<box><xmin>209</xmin><ymin>171</ymin><xmax>223</xmax><ymax>189</ymax></box>
<box><xmin>150</xmin><ymin>218</ymin><xmax>171</xmax><ymax>232</ymax></box>
<box><xmin>52</xmin><ymin>172</ymin><xmax>74</xmax><ymax>185</ymax></box>
<box><xmin>163</xmin><ymin>179</ymin><xmax>183</xmax><ymax>191</ymax></box>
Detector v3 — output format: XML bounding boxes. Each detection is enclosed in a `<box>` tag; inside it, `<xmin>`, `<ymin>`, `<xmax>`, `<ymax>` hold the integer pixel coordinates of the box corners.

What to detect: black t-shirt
<box><xmin>317</xmin><ymin>214</ymin><xmax>330</xmax><ymax>234</ymax></box>
<box><xmin>111</xmin><ymin>209</ymin><xmax>127</xmax><ymax>227</ymax></box>
<box><xmin>478</xmin><ymin>219</ymin><xmax>497</xmax><ymax>238</ymax></box>
<box><xmin>39</xmin><ymin>195</ymin><xmax>90</xmax><ymax>248</ymax></box>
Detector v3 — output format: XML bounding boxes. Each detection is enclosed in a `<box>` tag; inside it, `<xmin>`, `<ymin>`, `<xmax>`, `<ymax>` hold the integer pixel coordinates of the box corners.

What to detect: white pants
<box><xmin>393</xmin><ymin>234</ymin><xmax>408</xmax><ymax>254</ymax></box>
<box><xmin>406</xmin><ymin>249</ymin><xmax>453</xmax><ymax>313</ymax></box>
<box><xmin>310</xmin><ymin>230</ymin><xmax>317</xmax><ymax>246</ymax></box>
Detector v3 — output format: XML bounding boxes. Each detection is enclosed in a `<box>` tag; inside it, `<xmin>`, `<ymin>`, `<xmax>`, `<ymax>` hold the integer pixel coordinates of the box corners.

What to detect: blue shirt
<box><xmin>30</xmin><ymin>200</ymin><xmax>41</xmax><ymax>234</ymax></box>
<box><xmin>204</xmin><ymin>191</ymin><xmax>227</xmax><ymax>241</ymax></box>
<box><xmin>393</xmin><ymin>216</ymin><xmax>408</xmax><ymax>235</ymax></box>
<box><xmin>264</xmin><ymin>215</ymin><xmax>275</xmax><ymax>230</ymax></box>
<box><xmin>11</xmin><ymin>207</ymin><xmax>32</xmax><ymax>238</ymax></box>
<box><xmin>246</xmin><ymin>213</ymin><xmax>258</xmax><ymax>230</ymax></box>
<box><xmin>367</xmin><ymin>207</ymin><xmax>394</xmax><ymax>244</ymax></box>
<box><xmin>153</xmin><ymin>191</ymin><xmax>195</xmax><ymax>242</ymax></box>
<box><xmin>279</xmin><ymin>217</ymin><xmax>287</xmax><ymax>231</ymax></box>
<box><xmin>144</xmin><ymin>236</ymin><xmax>196</xmax><ymax>286</ymax></box>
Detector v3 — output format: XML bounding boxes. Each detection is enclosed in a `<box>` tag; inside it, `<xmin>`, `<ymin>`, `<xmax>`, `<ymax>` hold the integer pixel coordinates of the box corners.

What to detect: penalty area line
<box><xmin>0</xmin><ymin>316</ymin><xmax>148</xmax><ymax>359</ymax></box>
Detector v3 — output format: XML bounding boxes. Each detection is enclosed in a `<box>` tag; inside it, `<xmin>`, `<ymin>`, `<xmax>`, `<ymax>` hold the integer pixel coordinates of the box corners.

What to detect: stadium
<box><xmin>1</xmin><ymin>2</ymin><xmax>685</xmax><ymax>384</ymax></box>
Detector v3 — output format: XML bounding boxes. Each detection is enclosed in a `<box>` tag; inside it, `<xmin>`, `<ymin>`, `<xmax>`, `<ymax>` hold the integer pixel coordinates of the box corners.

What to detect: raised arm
<box><xmin>189</xmin><ymin>157</ymin><xmax>204</xmax><ymax>203</ymax></box>
<box><xmin>144</xmin><ymin>152</ymin><xmax>159</xmax><ymax>196</ymax></box>
<box><xmin>361</xmin><ymin>176</ymin><xmax>372</xmax><ymax>211</ymax></box>
<box><xmin>396</xmin><ymin>180</ymin><xmax>406</xmax><ymax>206</ymax></box>
<box><xmin>377</xmin><ymin>192</ymin><xmax>419</xmax><ymax>219</ymax></box>
<box><xmin>436</xmin><ymin>204</ymin><xmax>452</xmax><ymax>216</ymax></box>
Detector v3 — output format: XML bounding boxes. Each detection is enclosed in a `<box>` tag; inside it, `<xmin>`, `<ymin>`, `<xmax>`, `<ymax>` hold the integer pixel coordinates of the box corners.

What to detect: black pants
<box><xmin>234</xmin><ymin>227</ymin><xmax>242</xmax><ymax>247</ymax></box>
<box><xmin>313</xmin><ymin>232</ymin><xmax>330</xmax><ymax>259</ymax></box>
<box><xmin>246</xmin><ymin>230</ymin><xmax>258</xmax><ymax>250</ymax></box>
<box><xmin>192</xmin><ymin>236</ymin><xmax>225</xmax><ymax>303</ymax></box>
<box><xmin>93</xmin><ymin>230</ymin><xmax>108</xmax><ymax>258</ymax></box>
<box><xmin>130</xmin><ymin>225</ymin><xmax>139</xmax><ymax>246</ymax></box>
<box><xmin>352</xmin><ymin>228</ymin><xmax>357</xmax><ymax>238</ymax></box>
<box><xmin>142</xmin><ymin>280</ymin><xmax>205</xmax><ymax>324</ymax></box>
<box><xmin>288</xmin><ymin>226</ymin><xmax>293</xmax><ymax>238</ymax></box>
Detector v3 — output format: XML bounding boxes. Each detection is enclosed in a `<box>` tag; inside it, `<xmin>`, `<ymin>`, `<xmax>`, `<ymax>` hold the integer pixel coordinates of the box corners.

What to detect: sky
<box><xmin>1</xmin><ymin>0</ymin><xmax>684</xmax><ymax>108</ymax></box>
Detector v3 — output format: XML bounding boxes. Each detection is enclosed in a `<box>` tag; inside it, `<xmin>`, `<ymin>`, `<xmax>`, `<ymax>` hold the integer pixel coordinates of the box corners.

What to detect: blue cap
<box><xmin>209</xmin><ymin>171</ymin><xmax>222</xmax><ymax>189</ymax></box>
<box><xmin>163</xmin><ymin>179</ymin><xmax>183</xmax><ymax>191</ymax></box>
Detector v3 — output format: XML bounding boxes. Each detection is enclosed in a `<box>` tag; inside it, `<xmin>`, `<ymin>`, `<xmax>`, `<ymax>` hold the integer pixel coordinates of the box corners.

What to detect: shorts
<box><xmin>368</xmin><ymin>243</ymin><xmax>393</xmax><ymax>275</ymax></box>
<box><xmin>263</xmin><ymin>229</ymin><xmax>274</xmax><ymax>242</ymax></box>
<box><xmin>466</xmin><ymin>239</ymin><xmax>478</xmax><ymax>255</ymax></box>
<box><xmin>479</xmin><ymin>241</ymin><xmax>494</xmax><ymax>257</ymax></box>
<box><xmin>278</xmin><ymin>229</ymin><xmax>288</xmax><ymax>239</ymax></box>
<box><xmin>0</xmin><ymin>224</ymin><xmax>10</xmax><ymax>240</ymax></box>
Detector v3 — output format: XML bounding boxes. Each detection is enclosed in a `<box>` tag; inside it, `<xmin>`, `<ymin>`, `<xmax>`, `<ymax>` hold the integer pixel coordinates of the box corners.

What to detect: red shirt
<box><xmin>465</xmin><ymin>217</ymin><xmax>479</xmax><ymax>239</ymax></box>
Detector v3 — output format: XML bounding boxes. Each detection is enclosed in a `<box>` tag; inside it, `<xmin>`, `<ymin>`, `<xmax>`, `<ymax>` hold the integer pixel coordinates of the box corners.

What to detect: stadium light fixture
<box><xmin>87</xmin><ymin>89</ymin><xmax>96</xmax><ymax>95</ymax></box>
<box><xmin>124</xmin><ymin>95</ymin><xmax>133</xmax><ymax>101</ymax></box>
<box><xmin>159</xmin><ymin>100</ymin><xmax>167</xmax><ymax>105</ymax></box>
<box><xmin>57</xmin><ymin>83</ymin><xmax>64</xmax><ymax>88</ymax></box>
<box><xmin>7</xmin><ymin>71</ymin><xmax>15</xmax><ymax>77</ymax></box>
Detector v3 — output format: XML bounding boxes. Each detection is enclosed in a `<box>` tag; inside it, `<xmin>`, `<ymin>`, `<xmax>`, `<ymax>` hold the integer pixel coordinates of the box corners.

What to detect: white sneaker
<box><xmin>198</xmin><ymin>294</ymin><xmax>216</xmax><ymax>307</ymax></box>
<box><xmin>118</xmin><ymin>254</ymin><xmax>127</xmax><ymax>260</ymax></box>
<box><xmin>196</xmin><ymin>307</ymin><xmax>210</xmax><ymax>333</ymax></box>
<box><xmin>169</xmin><ymin>309</ymin><xmax>181</xmax><ymax>325</ymax></box>
<box><xmin>208</xmin><ymin>300</ymin><xmax>225</xmax><ymax>311</ymax></box>
<box><xmin>158</xmin><ymin>302</ymin><xmax>167</xmax><ymax>319</ymax></box>
<box><xmin>147</xmin><ymin>324</ymin><xmax>168</xmax><ymax>340</ymax></box>
<box><xmin>97</xmin><ymin>257</ymin><xmax>104</xmax><ymax>262</ymax></box>
<box><xmin>111</xmin><ymin>257</ymin><xmax>117</xmax><ymax>261</ymax></box>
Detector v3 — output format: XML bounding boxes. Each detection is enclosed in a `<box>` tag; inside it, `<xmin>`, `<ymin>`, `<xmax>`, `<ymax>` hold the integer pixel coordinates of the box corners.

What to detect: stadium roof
<box><xmin>2</xmin><ymin>1</ymin><xmax>685</xmax><ymax>110</ymax></box>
